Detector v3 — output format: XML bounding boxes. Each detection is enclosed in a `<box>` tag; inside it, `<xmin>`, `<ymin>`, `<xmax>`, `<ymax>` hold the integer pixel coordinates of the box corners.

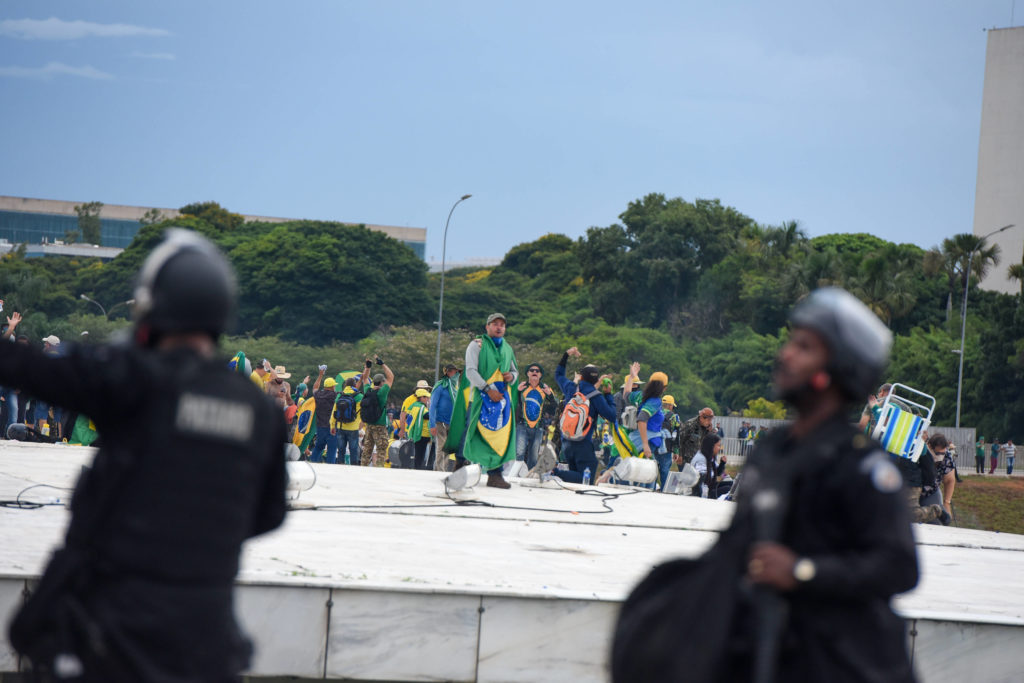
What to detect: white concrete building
<box><xmin>973</xmin><ymin>26</ymin><xmax>1024</xmax><ymax>294</ymax></box>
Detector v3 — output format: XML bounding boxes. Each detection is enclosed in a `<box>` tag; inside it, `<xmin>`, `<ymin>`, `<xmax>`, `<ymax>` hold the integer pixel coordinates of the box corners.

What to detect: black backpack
<box><xmin>360</xmin><ymin>388</ymin><xmax>383</xmax><ymax>424</ymax></box>
<box><xmin>334</xmin><ymin>392</ymin><xmax>357</xmax><ymax>424</ymax></box>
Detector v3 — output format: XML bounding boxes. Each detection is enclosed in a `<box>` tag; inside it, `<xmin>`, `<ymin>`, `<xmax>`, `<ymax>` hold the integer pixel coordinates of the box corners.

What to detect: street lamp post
<box><xmin>79</xmin><ymin>294</ymin><xmax>136</xmax><ymax>320</ymax></box>
<box><xmin>80</xmin><ymin>293</ymin><xmax>106</xmax><ymax>318</ymax></box>
<box><xmin>108</xmin><ymin>298</ymin><xmax>136</xmax><ymax>318</ymax></box>
<box><xmin>434</xmin><ymin>194</ymin><xmax>472</xmax><ymax>385</ymax></box>
<box><xmin>954</xmin><ymin>224</ymin><xmax>1015</xmax><ymax>428</ymax></box>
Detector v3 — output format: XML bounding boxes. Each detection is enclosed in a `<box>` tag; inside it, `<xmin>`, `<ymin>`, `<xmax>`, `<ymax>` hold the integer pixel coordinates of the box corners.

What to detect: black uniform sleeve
<box><xmin>799</xmin><ymin>451</ymin><xmax>919</xmax><ymax>600</ymax></box>
<box><xmin>0</xmin><ymin>341</ymin><xmax>144</xmax><ymax>427</ymax></box>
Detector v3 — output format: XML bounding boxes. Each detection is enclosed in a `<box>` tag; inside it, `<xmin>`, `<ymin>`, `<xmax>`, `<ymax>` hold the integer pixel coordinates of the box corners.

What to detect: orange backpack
<box><xmin>559</xmin><ymin>389</ymin><xmax>600</xmax><ymax>441</ymax></box>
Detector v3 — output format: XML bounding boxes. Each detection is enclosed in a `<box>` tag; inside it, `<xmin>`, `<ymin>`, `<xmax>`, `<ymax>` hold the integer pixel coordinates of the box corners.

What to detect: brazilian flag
<box><xmin>292</xmin><ymin>397</ymin><xmax>316</xmax><ymax>451</ymax></box>
<box><xmin>445</xmin><ymin>335</ymin><xmax>518</xmax><ymax>471</ymax></box>
<box><xmin>68</xmin><ymin>414</ymin><xmax>99</xmax><ymax>446</ymax></box>
<box><xmin>611</xmin><ymin>423</ymin><xmax>640</xmax><ymax>459</ymax></box>
<box><xmin>334</xmin><ymin>370</ymin><xmax>362</xmax><ymax>386</ymax></box>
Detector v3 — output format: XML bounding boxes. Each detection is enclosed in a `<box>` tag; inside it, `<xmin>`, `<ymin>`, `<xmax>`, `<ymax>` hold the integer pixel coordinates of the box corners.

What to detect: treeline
<box><xmin>2</xmin><ymin>196</ymin><xmax>1022</xmax><ymax>440</ymax></box>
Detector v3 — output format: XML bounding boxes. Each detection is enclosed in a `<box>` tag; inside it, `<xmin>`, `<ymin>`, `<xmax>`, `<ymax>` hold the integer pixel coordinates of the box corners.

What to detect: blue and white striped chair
<box><xmin>871</xmin><ymin>384</ymin><xmax>936</xmax><ymax>462</ymax></box>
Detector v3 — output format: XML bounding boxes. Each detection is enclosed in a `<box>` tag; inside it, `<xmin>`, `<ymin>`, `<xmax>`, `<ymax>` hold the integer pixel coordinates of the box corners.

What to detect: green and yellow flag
<box><xmin>444</xmin><ymin>336</ymin><xmax>518</xmax><ymax>470</ymax></box>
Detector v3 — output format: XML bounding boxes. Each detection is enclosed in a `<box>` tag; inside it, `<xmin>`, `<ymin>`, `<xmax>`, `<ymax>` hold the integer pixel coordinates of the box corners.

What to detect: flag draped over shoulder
<box><xmin>445</xmin><ymin>372</ymin><xmax>474</xmax><ymax>450</ymax></box>
<box><xmin>228</xmin><ymin>351</ymin><xmax>248</xmax><ymax>375</ymax></box>
<box><xmin>444</xmin><ymin>336</ymin><xmax>518</xmax><ymax>470</ymax></box>
<box><xmin>406</xmin><ymin>401</ymin><xmax>427</xmax><ymax>439</ymax></box>
<box><xmin>292</xmin><ymin>397</ymin><xmax>316</xmax><ymax>450</ymax></box>
<box><xmin>611</xmin><ymin>423</ymin><xmax>640</xmax><ymax>460</ymax></box>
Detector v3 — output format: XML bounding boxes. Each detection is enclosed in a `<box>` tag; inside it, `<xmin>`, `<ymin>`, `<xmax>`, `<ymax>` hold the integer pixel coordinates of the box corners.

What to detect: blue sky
<box><xmin>0</xmin><ymin>2</ymin><xmax>1018</xmax><ymax>265</ymax></box>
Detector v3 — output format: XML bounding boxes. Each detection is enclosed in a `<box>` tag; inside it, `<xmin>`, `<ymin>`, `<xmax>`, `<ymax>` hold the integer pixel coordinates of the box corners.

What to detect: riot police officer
<box><xmin>5</xmin><ymin>229</ymin><xmax>287</xmax><ymax>682</ymax></box>
<box><xmin>614</xmin><ymin>288</ymin><xmax>919</xmax><ymax>682</ymax></box>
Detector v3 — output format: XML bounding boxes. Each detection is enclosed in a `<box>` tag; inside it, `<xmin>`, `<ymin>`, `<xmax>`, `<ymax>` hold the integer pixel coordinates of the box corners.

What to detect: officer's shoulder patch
<box><xmin>860</xmin><ymin>449</ymin><xmax>902</xmax><ymax>493</ymax></box>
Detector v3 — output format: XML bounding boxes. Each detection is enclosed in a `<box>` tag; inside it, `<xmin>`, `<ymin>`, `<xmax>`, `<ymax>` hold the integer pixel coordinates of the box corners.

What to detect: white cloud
<box><xmin>0</xmin><ymin>17</ymin><xmax>170</xmax><ymax>40</ymax></box>
<box><xmin>0</xmin><ymin>62</ymin><xmax>114</xmax><ymax>80</ymax></box>
<box><xmin>130</xmin><ymin>51</ymin><xmax>176</xmax><ymax>61</ymax></box>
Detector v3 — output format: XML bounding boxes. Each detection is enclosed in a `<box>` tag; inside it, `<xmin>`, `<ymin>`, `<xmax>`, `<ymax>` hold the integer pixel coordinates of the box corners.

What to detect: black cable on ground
<box><xmin>0</xmin><ymin>483</ymin><xmax>74</xmax><ymax>509</ymax></box>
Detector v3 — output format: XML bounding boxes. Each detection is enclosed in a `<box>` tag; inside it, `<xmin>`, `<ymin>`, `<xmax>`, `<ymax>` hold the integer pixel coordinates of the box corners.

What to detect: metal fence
<box><xmin>704</xmin><ymin>415</ymin><xmax>1018</xmax><ymax>476</ymax></box>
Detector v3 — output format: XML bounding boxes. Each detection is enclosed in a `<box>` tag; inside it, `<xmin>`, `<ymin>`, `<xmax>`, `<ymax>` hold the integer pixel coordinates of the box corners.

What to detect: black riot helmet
<box><xmin>789</xmin><ymin>287</ymin><xmax>892</xmax><ymax>400</ymax></box>
<box><xmin>132</xmin><ymin>229</ymin><xmax>237</xmax><ymax>347</ymax></box>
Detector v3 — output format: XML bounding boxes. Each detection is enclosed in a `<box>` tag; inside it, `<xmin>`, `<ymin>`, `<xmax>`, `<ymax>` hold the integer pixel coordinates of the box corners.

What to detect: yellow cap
<box><xmin>324</xmin><ymin>378</ymin><xmax>337</xmax><ymax>388</ymax></box>
<box><xmin>649</xmin><ymin>371</ymin><xmax>669</xmax><ymax>385</ymax></box>
<box><xmin>662</xmin><ymin>394</ymin><xmax>676</xmax><ymax>406</ymax></box>
<box><xmin>415</xmin><ymin>388</ymin><xmax>431</xmax><ymax>398</ymax></box>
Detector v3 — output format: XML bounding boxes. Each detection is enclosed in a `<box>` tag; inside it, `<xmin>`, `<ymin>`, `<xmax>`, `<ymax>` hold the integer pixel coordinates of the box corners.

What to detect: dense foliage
<box><xmin>2</xmin><ymin>196</ymin><xmax>1022</xmax><ymax>440</ymax></box>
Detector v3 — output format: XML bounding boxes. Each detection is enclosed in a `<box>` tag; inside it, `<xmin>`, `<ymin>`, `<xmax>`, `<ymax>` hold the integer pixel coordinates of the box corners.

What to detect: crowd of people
<box><xmin>6</xmin><ymin>307</ymin><xmax>1017</xmax><ymax>505</ymax></box>
<box><xmin>975</xmin><ymin>435</ymin><xmax>1017</xmax><ymax>475</ymax></box>
<box><xmin>0</xmin><ymin>313</ymin><xmax>87</xmax><ymax>443</ymax></box>
<box><xmin>0</xmin><ymin>227</ymin><xmax>1014</xmax><ymax>682</ymax></box>
<box><xmin>228</xmin><ymin>321</ymin><xmax>726</xmax><ymax>493</ymax></box>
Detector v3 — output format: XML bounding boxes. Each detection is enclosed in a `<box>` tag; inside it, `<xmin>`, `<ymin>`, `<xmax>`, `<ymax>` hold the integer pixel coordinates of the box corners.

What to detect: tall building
<box><xmin>973</xmin><ymin>26</ymin><xmax>1024</xmax><ymax>294</ymax></box>
<box><xmin>0</xmin><ymin>195</ymin><xmax>427</xmax><ymax>260</ymax></box>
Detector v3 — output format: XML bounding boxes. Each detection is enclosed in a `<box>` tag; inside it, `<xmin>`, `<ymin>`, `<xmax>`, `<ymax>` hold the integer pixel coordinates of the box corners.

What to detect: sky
<box><xmin>0</xmin><ymin>1</ymin><xmax>1019</xmax><ymax>266</ymax></box>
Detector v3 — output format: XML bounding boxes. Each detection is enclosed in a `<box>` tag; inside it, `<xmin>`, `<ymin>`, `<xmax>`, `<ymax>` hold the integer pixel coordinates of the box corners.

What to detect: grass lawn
<box><xmin>720</xmin><ymin>467</ymin><xmax>1023</xmax><ymax>536</ymax></box>
<box><xmin>950</xmin><ymin>475</ymin><xmax>1024</xmax><ymax>535</ymax></box>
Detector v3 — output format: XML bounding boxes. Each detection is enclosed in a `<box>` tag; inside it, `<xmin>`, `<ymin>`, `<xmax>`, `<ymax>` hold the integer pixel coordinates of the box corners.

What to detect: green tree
<box><xmin>74</xmin><ymin>201</ymin><xmax>103</xmax><ymax>245</ymax></box>
<box><xmin>847</xmin><ymin>243</ymin><xmax>920</xmax><ymax>326</ymax></box>
<box><xmin>886</xmin><ymin>326</ymin><xmax>961</xmax><ymax>425</ymax></box>
<box><xmin>577</xmin><ymin>193</ymin><xmax>755</xmax><ymax>334</ymax></box>
<box><xmin>1008</xmin><ymin>263</ymin><xmax>1024</xmax><ymax>299</ymax></box>
<box><xmin>691</xmin><ymin>325</ymin><xmax>782</xmax><ymax>414</ymax></box>
<box><xmin>697</xmin><ymin>222</ymin><xmax>810</xmax><ymax>336</ymax></box>
<box><xmin>230</xmin><ymin>221</ymin><xmax>430</xmax><ymax>344</ymax></box>
<box><xmin>178</xmin><ymin>202</ymin><xmax>244</xmax><ymax>233</ymax></box>
<box><xmin>923</xmin><ymin>233</ymin><xmax>1001</xmax><ymax>322</ymax></box>
<box><xmin>742</xmin><ymin>397</ymin><xmax>787</xmax><ymax>419</ymax></box>
<box><xmin>139</xmin><ymin>208</ymin><xmax>165</xmax><ymax>226</ymax></box>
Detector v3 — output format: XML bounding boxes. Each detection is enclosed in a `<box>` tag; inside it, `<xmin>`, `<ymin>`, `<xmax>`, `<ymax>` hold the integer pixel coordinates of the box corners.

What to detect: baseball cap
<box><xmin>324</xmin><ymin>378</ymin><xmax>337</xmax><ymax>389</ymax></box>
<box><xmin>42</xmin><ymin>335</ymin><xmax>60</xmax><ymax>346</ymax></box>
<box><xmin>486</xmin><ymin>312</ymin><xmax>506</xmax><ymax>325</ymax></box>
<box><xmin>415</xmin><ymin>389</ymin><xmax>431</xmax><ymax>398</ymax></box>
<box><xmin>662</xmin><ymin>394</ymin><xmax>676</xmax><ymax>407</ymax></box>
<box><xmin>649</xmin><ymin>371</ymin><xmax>669</xmax><ymax>385</ymax></box>
<box><xmin>372</xmin><ymin>373</ymin><xmax>385</xmax><ymax>384</ymax></box>
<box><xmin>443</xmin><ymin>364</ymin><xmax>459</xmax><ymax>373</ymax></box>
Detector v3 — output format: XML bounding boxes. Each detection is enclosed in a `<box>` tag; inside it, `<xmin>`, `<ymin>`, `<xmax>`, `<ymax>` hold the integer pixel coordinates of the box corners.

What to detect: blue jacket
<box><xmin>429</xmin><ymin>379</ymin><xmax>456</xmax><ymax>428</ymax></box>
<box><xmin>555</xmin><ymin>362</ymin><xmax>617</xmax><ymax>439</ymax></box>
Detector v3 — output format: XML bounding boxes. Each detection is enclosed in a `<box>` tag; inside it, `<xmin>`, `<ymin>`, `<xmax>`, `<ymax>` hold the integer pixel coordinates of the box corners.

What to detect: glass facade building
<box><xmin>0</xmin><ymin>197</ymin><xmax>427</xmax><ymax>260</ymax></box>
<box><xmin>0</xmin><ymin>210</ymin><xmax>141</xmax><ymax>248</ymax></box>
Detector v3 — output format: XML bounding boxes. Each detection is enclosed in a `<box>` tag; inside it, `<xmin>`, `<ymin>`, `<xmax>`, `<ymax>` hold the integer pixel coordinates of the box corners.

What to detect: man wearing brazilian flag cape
<box><xmin>445</xmin><ymin>313</ymin><xmax>519</xmax><ymax>488</ymax></box>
